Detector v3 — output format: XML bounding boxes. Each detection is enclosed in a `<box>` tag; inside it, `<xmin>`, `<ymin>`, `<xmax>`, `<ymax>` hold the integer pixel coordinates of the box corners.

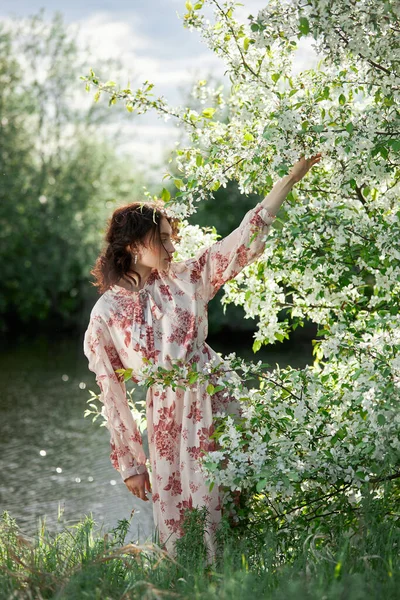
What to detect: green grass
<box><xmin>0</xmin><ymin>499</ymin><xmax>398</xmax><ymax>600</ymax></box>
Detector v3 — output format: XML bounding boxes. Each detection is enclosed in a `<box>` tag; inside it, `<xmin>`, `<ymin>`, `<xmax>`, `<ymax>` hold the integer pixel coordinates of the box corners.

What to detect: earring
<box><xmin>134</xmin><ymin>254</ymin><xmax>138</xmax><ymax>264</ymax></box>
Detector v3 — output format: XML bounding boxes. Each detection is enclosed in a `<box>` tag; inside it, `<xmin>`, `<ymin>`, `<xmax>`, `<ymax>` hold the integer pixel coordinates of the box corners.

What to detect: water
<box><xmin>0</xmin><ymin>327</ymin><xmax>314</xmax><ymax>543</ymax></box>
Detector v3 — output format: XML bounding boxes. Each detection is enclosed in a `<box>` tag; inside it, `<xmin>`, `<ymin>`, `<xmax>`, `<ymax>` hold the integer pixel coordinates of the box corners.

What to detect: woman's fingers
<box><xmin>306</xmin><ymin>154</ymin><xmax>322</xmax><ymax>170</ymax></box>
<box><xmin>289</xmin><ymin>152</ymin><xmax>322</xmax><ymax>182</ymax></box>
<box><xmin>139</xmin><ymin>487</ymin><xmax>148</xmax><ymax>501</ymax></box>
<box><xmin>133</xmin><ymin>486</ymin><xmax>146</xmax><ymax>501</ymax></box>
<box><xmin>125</xmin><ymin>473</ymin><xmax>151</xmax><ymax>501</ymax></box>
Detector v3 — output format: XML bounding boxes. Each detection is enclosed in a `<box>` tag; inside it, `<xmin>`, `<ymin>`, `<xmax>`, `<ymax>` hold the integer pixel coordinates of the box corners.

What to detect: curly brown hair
<box><xmin>90</xmin><ymin>201</ymin><xmax>180</xmax><ymax>294</ymax></box>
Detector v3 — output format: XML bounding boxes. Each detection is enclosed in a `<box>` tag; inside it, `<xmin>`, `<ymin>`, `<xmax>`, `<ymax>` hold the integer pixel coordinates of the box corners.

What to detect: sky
<box><xmin>0</xmin><ymin>0</ymin><xmax>317</xmax><ymax>178</ymax></box>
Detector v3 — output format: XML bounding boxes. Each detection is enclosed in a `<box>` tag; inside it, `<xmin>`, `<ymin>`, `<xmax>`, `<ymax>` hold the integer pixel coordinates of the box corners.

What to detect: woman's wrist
<box><xmin>287</xmin><ymin>172</ymin><xmax>299</xmax><ymax>184</ymax></box>
<box><xmin>122</xmin><ymin>463</ymin><xmax>148</xmax><ymax>482</ymax></box>
<box><xmin>124</xmin><ymin>472</ymin><xmax>145</xmax><ymax>481</ymax></box>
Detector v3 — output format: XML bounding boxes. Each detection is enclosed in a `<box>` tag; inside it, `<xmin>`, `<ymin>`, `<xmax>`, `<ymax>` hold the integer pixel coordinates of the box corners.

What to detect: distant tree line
<box><xmin>0</xmin><ymin>11</ymin><xmax>146</xmax><ymax>335</ymax></box>
<box><xmin>0</xmin><ymin>10</ymin><xmax>274</xmax><ymax>339</ymax></box>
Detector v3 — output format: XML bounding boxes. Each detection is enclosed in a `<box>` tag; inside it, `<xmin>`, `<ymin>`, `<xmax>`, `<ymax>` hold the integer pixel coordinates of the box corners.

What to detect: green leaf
<box><xmin>287</xmin><ymin>471</ymin><xmax>301</xmax><ymax>482</ymax></box>
<box><xmin>379</xmin><ymin>146</ymin><xmax>389</xmax><ymax>159</ymax></box>
<box><xmin>116</xmin><ymin>367</ymin><xmax>133</xmax><ymax>382</ymax></box>
<box><xmin>185</xmin><ymin>1</ymin><xmax>193</xmax><ymax>11</ymax></box>
<box><xmin>202</xmin><ymin>107</ymin><xmax>217</xmax><ymax>119</ymax></box>
<box><xmin>256</xmin><ymin>478</ymin><xmax>267</xmax><ymax>493</ymax></box>
<box><xmin>251</xmin><ymin>23</ymin><xmax>260</xmax><ymax>32</ymax></box>
<box><xmin>174</xmin><ymin>179</ymin><xmax>184</xmax><ymax>189</ymax></box>
<box><xmin>349</xmin><ymin>178</ymin><xmax>357</xmax><ymax>189</ymax></box>
<box><xmin>211</xmin><ymin>180</ymin><xmax>221</xmax><ymax>191</ymax></box>
<box><xmin>345</xmin><ymin>122</ymin><xmax>354</xmax><ymax>133</ymax></box>
<box><xmin>253</xmin><ymin>339</ymin><xmax>262</xmax><ymax>352</ymax></box>
<box><xmin>213</xmin><ymin>385</ymin><xmax>225</xmax><ymax>393</ymax></box>
<box><xmin>271</xmin><ymin>73</ymin><xmax>280</xmax><ymax>83</ymax></box>
<box><xmin>339</xmin><ymin>94</ymin><xmax>346</xmax><ymax>105</ymax></box>
<box><xmin>196</xmin><ymin>154</ymin><xmax>204</xmax><ymax>167</ymax></box>
<box><xmin>161</xmin><ymin>187</ymin><xmax>170</xmax><ymax>202</ymax></box>
<box><xmin>299</xmin><ymin>17</ymin><xmax>310</xmax><ymax>36</ymax></box>
<box><xmin>189</xmin><ymin>372</ymin><xmax>199</xmax><ymax>384</ymax></box>
<box><xmin>388</xmin><ymin>139</ymin><xmax>400</xmax><ymax>152</ymax></box>
<box><xmin>244</xmin><ymin>132</ymin><xmax>254</xmax><ymax>141</ymax></box>
<box><xmin>104</xmin><ymin>80</ymin><xmax>116</xmax><ymax>87</ymax></box>
<box><xmin>203</xmin><ymin>461</ymin><xmax>218</xmax><ymax>471</ymax></box>
<box><xmin>243</xmin><ymin>37</ymin><xmax>250</xmax><ymax>51</ymax></box>
<box><xmin>206</xmin><ymin>384</ymin><xmax>215</xmax><ymax>394</ymax></box>
<box><xmin>94</xmin><ymin>91</ymin><xmax>101</xmax><ymax>103</ymax></box>
<box><xmin>377</xmin><ymin>414</ymin><xmax>386</xmax><ymax>425</ymax></box>
<box><xmin>334</xmin><ymin>561</ymin><xmax>342</xmax><ymax>579</ymax></box>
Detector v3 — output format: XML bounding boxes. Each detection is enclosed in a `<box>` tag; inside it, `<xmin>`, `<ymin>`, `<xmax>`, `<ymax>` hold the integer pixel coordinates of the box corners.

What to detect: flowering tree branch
<box><xmin>84</xmin><ymin>0</ymin><xmax>400</xmax><ymax>547</ymax></box>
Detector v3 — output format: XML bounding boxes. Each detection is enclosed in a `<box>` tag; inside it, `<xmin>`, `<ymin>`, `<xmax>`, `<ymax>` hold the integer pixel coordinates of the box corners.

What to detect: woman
<box><xmin>83</xmin><ymin>154</ymin><xmax>322</xmax><ymax>561</ymax></box>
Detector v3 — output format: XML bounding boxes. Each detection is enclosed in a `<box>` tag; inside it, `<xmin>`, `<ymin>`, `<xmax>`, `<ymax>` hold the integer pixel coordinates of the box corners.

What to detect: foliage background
<box><xmin>0</xmin><ymin>13</ymin><xmax>147</xmax><ymax>333</ymax></box>
<box><xmin>0</xmin><ymin>10</ymin><xmax>274</xmax><ymax>337</ymax></box>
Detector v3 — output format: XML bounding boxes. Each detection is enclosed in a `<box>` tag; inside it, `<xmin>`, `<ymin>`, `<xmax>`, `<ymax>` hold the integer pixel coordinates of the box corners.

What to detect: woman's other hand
<box><xmin>289</xmin><ymin>153</ymin><xmax>322</xmax><ymax>183</ymax></box>
<box><xmin>124</xmin><ymin>471</ymin><xmax>152</xmax><ymax>501</ymax></box>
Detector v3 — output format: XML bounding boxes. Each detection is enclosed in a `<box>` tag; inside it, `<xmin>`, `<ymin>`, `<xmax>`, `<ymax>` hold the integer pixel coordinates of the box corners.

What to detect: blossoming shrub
<box><xmin>82</xmin><ymin>0</ymin><xmax>400</xmax><ymax>549</ymax></box>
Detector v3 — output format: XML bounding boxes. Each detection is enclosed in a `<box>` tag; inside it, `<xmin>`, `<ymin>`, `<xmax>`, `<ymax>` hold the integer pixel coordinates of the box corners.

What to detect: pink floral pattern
<box><xmin>83</xmin><ymin>202</ymin><xmax>275</xmax><ymax>561</ymax></box>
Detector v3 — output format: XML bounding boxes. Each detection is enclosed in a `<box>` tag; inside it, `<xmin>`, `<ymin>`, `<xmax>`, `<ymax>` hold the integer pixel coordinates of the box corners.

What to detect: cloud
<box><xmin>233</xmin><ymin>0</ymin><xmax>270</xmax><ymax>21</ymax></box>
<box><xmin>0</xmin><ymin>3</ymin><xmax>319</xmax><ymax>179</ymax></box>
<box><xmin>291</xmin><ymin>38</ymin><xmax>319</xmax><ymax>74</ymax></box>
<box><xmin>130</xmin><ymin>53</ymin><xmax>224</xmax><ymax>88</ymax></box>
<box><xmin>73</xmin><ymin>9</ymin><xmax>224</xmax><ymax>109</ymax></box>
<box><xmin>106</xmin><ymin>121</ymin><xmax>183</xmax><ymax>176</ymax></box>
<box><xmin>74</xmin><ymin>11</ymin><xmax>150</xmax><ymax>64</ymax></box>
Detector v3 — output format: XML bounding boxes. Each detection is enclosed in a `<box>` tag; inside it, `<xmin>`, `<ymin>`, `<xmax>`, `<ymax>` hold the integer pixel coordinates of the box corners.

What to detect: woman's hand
<box><xmin>124</xmin><ymin>471</ymin><xmax>152</xmax><ymax>501</ymax></box>
<box><xmin>289</xmin><ymin>153</ymin><xmax>322</xmax><ymax>183</ymax></box>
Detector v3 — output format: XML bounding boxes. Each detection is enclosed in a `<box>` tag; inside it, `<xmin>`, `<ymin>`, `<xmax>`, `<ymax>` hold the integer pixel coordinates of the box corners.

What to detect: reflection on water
<box><xmin>0</xmin><ymin>328</ymin><xmax>314</xmax><ymax>542</ymax></box>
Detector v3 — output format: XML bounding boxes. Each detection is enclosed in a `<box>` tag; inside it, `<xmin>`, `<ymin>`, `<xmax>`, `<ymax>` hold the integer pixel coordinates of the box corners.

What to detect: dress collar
<box><xmin>109</xmin><ymin>272</ymin><xmax>163</xmax><ymax>320</ymax></box>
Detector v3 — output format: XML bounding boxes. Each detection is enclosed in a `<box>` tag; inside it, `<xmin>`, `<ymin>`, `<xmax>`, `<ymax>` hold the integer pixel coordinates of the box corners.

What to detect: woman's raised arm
<box><xmin>183</xmin><ymin>153</ymin><xmax>322</xmax><ymax>302</ymax></box>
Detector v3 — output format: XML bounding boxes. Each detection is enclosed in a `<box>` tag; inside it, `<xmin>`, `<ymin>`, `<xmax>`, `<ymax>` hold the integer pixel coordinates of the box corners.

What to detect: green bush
<box><xmin>0</xmin><ymin>12</ymin><xmax>146</xmax><ymax>333</ymax></box>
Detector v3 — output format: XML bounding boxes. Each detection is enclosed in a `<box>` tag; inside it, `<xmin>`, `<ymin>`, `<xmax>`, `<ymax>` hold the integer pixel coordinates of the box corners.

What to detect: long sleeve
<box><xmin>186</xmin><ymin>202</ymin><xmax>276</xmax><ymax>302</ymax></box>
<box><xmin>83</xmin><ymin>315</ymin><xmax>148</xmax><ymax>482</ymax></box>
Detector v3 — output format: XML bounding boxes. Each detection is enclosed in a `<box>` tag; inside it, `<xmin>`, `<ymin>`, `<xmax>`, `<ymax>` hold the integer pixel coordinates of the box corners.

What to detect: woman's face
<box><xmin>137</xmin><ymin>216</ymin><xmax>176</xmax><ymax>271</ymax></box>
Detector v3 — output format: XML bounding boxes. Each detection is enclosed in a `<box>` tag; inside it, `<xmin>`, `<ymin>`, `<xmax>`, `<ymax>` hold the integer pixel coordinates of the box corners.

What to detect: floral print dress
<box><xmin>83</xmin><ymin>202</ymin><xmax>275</xmax><ymax>560</ymax></box>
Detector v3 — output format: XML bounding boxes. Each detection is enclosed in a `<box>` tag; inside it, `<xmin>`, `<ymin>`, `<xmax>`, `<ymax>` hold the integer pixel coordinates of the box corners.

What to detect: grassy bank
<box><xmin>0</xmin><ymin>500</ymin><xmax>398</xmax><ymax>600</ymax></box>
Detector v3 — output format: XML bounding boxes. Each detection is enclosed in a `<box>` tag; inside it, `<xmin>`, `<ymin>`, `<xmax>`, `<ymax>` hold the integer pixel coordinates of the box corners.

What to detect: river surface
<box><xmin>0</xmin><ymin>328</ymin><xmax>315</xmax><ymax>545</ymax></box>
